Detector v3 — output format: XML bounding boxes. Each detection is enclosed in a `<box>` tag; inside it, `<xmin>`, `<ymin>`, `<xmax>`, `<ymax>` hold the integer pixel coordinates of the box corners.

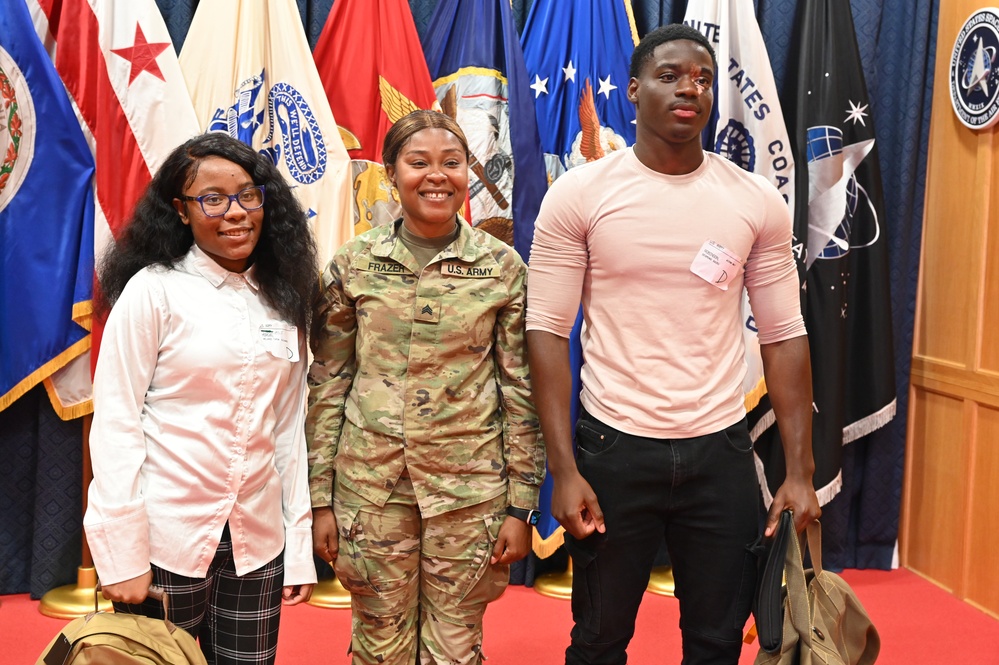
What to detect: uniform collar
<box><xmin>371</xmin><ymin>218</ymin><xmax>481</xmax><ymax>267</ymax></box>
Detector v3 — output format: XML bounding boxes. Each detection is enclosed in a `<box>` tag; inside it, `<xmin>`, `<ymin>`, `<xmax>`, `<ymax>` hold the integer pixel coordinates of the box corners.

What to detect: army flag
<box><xmin>313</xmin><ymin>0</ymin><xmax>438</xmax><ymax>234</ymax></box>
<box><xmin>754</xmin><ymin>0</ymin><xmax>896</xmax><ymax>505</ymax></box>
<box><xmin>180</xmin><ymin>0</ymin><xmax>353</xmax><ymax>262</ymax></box>
<box><xmin>682</xmin><ymin>0</ymin><xmax>797</xmax><ymax>475</ymax></box>
<box><xmin>421</xmin><ymin>0</ymin><xmax>548</xmax><ymax>260</ymax></box>
<box><xmin>28</xmin><ymin>0</ymin><xmax>200</xmax><ymax>416</ymax></box>
<box><xmin>0</xmin><ymin>0</ymin><xmax>94</xmax><ymax>414</ymax></box>
<box><xmin>520</xmin><ymin>0</ymin><xmax>638</xmax><ymax>556</ymax></box>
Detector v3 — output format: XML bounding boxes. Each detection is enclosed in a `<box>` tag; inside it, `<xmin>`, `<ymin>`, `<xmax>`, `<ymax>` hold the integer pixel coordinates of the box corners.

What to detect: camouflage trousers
<box><xmin>333</xmin><ymin>475</ymin><xmax>509</xmax><ymax>665</ymax></box>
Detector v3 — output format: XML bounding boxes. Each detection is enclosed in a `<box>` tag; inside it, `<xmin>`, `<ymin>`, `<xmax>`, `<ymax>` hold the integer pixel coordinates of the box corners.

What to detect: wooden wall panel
<box><xmin>981</xmin><ymin>131</ymin><xmax>999</xmax><ymax>373</ymax></box>
<box><xmin>904</xmin><ymin>0</ymin><xmax>999</xmax><ymax>618</ymax></box>
<box><xmin>903</xmin><ymin>390</ymin><xmax>967</xmax><ymax>592</ymax></box>
<box><xmin>966</xmin><ymin>405</ymin><xmax>999</xmax><ymax>616</ymax></box>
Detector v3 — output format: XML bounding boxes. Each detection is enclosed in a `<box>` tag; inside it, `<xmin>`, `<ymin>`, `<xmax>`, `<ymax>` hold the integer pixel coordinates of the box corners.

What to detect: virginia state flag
<box><xmin>754</xmin><ymin>0</ymin><xmax>896</xmax><ymax>505</ymax></box>
<box><xmin>180</xmin><ymin>0</ymin><xmax>353</xmax><ymax>262</ymax></box>
<box><xmin>521</xmin><ymin>0</ymin><xmax>638</xmax><ymax>556</ymax></box>
<box><xmin>0</xmin><ymin>0</ymin><xmax>94</xmax><ymax>414</ymax></box>
<box><xmin>313</xmin><ymin>0</ymin><xmax>439</xmax><ymax>235</ymax></box>
<box><xmin>683</xmin><ymin>0</ymin><xmax>798</xmax><ymax>493</ymax></box>
<box><xmin>422</xmin><ymin>0</ymin><xmax>548</xmax><ymax>261</ymax></box>
<box><xmin>29</xmin><ymin>0</ymin><xmax>200</xmax><ymax>416</ymax></box>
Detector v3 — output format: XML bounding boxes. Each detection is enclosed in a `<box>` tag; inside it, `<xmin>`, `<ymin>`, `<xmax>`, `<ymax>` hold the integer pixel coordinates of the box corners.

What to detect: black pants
<box><xmin>565</xmin><ymin>412</ymin><xmax>760</xmax><ymax>665</ymax></box>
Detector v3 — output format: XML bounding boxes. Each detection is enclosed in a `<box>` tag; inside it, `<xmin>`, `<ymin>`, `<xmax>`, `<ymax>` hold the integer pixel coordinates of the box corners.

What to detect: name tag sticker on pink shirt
<box><xmin>259</xmin><ymin>323</ymin><xmax>299</xmax><ymax>361</ymax></box>
<box><xmin>690</xmin><ymin>240</ymin><xmax>743</xmax><ymax>291</ymax></box>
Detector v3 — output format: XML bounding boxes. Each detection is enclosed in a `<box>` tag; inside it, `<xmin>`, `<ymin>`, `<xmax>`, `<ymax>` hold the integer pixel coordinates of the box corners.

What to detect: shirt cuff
<box><xmin>506</xmin><ymin>481</ymin><xmax>541</xmax><ymax>511</ymax></box>
<box><xmin>283</xmin><ymin>526</ymin><xmax>318</xmax><ymax>586</ymax></box>
<box><xmin>84</xmin><ymin>509</ymin><xmax>151</xmax><ymax>586</ymax></box>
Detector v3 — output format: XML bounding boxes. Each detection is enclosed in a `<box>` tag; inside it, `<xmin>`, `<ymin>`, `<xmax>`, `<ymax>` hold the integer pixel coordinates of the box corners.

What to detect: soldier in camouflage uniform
<box><xmin>307</xmin><ymin>110</ymin><xmax>545</xmax><ymax>665</ymax></box>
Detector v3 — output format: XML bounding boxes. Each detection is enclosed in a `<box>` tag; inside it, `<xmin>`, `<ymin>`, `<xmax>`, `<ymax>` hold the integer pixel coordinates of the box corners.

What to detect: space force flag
<box><xmin>180</xmin><ymin>0</ymin><xmax>353</xmax><ymax>262</ymax></box>
<box><xmin>520</xmin><ymin>0</ymin><xmax>638</xmax><ymax>556</ymax></box>
<box><xmin>754</xmin><ymin>0</ymin><xmax>896</xmax><ymax>505</ymax></box>
<box><xmin>313</xmin><ymin>0</ymin><xmax>439</xmax><ymax>235</ymax></box>
<box><xmin>421</xmin><ymin>0</ymin><xmax>548</xmax><ymax>261</ymax></box>
<box><xmin>0</xmin><ymin>0</ymin><xmax>94</xmax><ymax>413</ymax></box>
<box><xmin>682</xmin><ymin>0</ymin><xmax>796</xmax><ymax>423</ymax></box>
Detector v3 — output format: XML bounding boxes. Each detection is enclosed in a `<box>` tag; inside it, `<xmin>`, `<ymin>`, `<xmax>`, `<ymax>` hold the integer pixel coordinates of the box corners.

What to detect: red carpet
<box><xmin>5</xmin><ymin>568</ymin><xmax>999</xmax><ymax>663</ymax></box>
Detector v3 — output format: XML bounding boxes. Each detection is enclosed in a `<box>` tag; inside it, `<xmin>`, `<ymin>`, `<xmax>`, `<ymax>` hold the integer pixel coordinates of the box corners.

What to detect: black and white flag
<box><xmin>754</xmin><ymin>0</ymin><xmax>896</xmax><ymax>505</ymax></box>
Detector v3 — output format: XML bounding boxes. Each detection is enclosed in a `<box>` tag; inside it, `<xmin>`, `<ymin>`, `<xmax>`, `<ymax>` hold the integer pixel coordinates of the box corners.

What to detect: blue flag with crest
<box><xmin>422</xmin><ymin>0</ymin><xmax>548</xmax><ymax>262</ymax></box>
<box><xmin>0</xmin><ymin>0</ymin><xmax>95</xmax><ymax>413</ymax></box>
<box><xmin>521</xmin><ymin>0</ymin><xmax>639</xmax><ymax>556</ymax></box>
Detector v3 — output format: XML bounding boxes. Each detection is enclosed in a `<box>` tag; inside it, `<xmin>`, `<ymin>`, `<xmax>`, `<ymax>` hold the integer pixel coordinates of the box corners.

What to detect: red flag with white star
<box><xmin>28</xmin><ymin>0</ymin><xmax>199</xmax><ymax>413</ymax></box>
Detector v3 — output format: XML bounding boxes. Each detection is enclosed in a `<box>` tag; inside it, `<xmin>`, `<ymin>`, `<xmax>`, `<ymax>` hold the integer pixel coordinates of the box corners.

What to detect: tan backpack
<box><xmin>35</xmin><ymin>588</ymin><xmax>207</xmax><ymax>665</ymax></box>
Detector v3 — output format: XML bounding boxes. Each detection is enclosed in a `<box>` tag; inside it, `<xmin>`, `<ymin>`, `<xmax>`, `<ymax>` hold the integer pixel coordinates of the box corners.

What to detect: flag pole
<box><xmin>307</xmin><ymin>571</ymin><xmax>351</xmax><ymax>609</ymax></box>
<box><xmin>534</xmin><ymin>559</ymin><xmax>573</xmax><ymax>599</ymax></box>
<box><xmin>38</xmin><ymin>414</ymin><xmax>112</xmax><ymax>618</ymax></box>
<box><xmin>646</xmin><ymin>566</ymin><xmax>675</xmax><ymax>596</ymax></box>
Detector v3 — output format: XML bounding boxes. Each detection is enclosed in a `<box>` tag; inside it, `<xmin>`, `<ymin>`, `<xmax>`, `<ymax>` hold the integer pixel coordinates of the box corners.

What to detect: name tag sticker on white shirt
<box><xmin>690</xmin><ymin>240</ymin><xmax>743</xmax><ymax>291</ymax></box>
<box><xmin>259</xmin><ymin>323</ymin><xmax>299</xmax><ymax>361</ymax></box>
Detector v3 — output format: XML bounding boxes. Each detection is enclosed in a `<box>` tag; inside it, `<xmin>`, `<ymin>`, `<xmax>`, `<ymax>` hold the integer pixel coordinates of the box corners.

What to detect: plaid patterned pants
<box><xmin>113</xmin><ymin>525</ymin><xmax>285</xmax><ymax>665</ymax></box>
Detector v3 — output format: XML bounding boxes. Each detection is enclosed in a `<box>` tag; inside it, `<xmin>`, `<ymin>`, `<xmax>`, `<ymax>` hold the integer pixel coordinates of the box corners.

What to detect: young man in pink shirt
<box><xmin>526</xmin><ymin>24</ymin><xmax>821</xmax><ymax>665</ymax></box>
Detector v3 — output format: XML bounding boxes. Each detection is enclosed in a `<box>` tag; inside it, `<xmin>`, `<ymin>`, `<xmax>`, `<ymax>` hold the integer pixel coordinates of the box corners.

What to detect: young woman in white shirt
<box><xmin>84</xmin><ymin>132</ymin><xmax>318</xmax><ymax>665</ymax></box>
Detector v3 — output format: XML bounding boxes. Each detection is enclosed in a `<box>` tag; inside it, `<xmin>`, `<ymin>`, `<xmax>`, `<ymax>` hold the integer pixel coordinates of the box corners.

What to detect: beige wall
<box><xmin>903</xmin><ymin>0</ymin><xmax>999</xmax><ymax>619</ymax></box>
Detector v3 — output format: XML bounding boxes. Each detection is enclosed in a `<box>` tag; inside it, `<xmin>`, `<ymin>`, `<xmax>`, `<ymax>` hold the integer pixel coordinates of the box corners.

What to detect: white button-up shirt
<box><xmin>84</xmin><ymin>246</ymin><xmax>315</xmax><ymax>587</ymax></box>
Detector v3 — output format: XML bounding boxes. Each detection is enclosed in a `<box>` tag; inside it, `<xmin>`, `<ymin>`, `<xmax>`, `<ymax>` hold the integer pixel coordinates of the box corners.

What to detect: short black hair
<box><xmin>629</xmin><ymin>24</ymin><xmax>718</xmax><ymax>80</ymax></box>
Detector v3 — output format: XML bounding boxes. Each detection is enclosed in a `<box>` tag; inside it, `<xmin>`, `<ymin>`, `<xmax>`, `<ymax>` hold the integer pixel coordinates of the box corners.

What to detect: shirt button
<box><xmin>228</xmin><ymin>493</ymin><xmax>235</xmax><ymax>500</ymax></box>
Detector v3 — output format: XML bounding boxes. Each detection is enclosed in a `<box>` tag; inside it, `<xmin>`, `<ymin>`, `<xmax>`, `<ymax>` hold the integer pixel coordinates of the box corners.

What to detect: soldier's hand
<box><xmin>491</xmin><ymin>516</ymin><xmax>532</xmax><ymax>565</ymax></box>
<box><xmin>312</xmin><ymin>506</ymin><xmax>339</xmax><ymax>563</ymax></box>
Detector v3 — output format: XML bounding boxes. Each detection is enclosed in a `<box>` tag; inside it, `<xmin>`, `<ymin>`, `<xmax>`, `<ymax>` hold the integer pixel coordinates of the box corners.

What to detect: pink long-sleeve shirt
<box><xmin>526</xmin><ymin>148</ymin><xmax>806</xmax><ymax>438</ymax></box>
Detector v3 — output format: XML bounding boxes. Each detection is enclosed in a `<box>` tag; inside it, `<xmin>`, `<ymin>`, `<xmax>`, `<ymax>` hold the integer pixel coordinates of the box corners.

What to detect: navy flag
<box><xmin>421</xmin><ymin>0</ymin><xmax>548</xmax><ymax>261</ymax></box>
<box><xmin>754</xmin><ymin>0</ymin><xmax>896</xmax><ymax>505</ymax></box>
<box><xmin>0</xmin><ymin>0</ymin><xmax>95</xmax><ymax>413</ymax></box>
<box><xmin>521</xmin><ymin>0</ymin><xmax>638</xmax><ymax>556</ymax></box>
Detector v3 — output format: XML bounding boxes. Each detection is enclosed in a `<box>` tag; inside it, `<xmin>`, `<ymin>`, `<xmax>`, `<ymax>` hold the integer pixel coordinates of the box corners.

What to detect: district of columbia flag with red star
<box><xmin>26</xmin><ymin>0</ymin><xmax>200</xmax><ymax>417</ymax></box>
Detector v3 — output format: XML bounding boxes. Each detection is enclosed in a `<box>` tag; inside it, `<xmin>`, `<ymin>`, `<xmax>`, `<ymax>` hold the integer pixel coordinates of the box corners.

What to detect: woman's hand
<box><xmin>100</xmin><ymin>570</ymin><xmax>154</xmax><ymax>604</ymax></box>
<box><xmin>282</xmin><ymin>583</ymin><xmax>314</xmax><ymax>605</ymax></box>
<box><xmin>490</xmin><ymin>516</ymin><xmax>532</xmax><ymax>565</ymax></box>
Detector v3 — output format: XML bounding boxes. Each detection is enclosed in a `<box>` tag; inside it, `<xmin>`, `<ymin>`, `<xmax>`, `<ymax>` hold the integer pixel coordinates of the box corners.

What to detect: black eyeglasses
<box><xmin>180</xmin><ymin>185</ymin><xmax>265</xmax><ymax>217</ymax></box>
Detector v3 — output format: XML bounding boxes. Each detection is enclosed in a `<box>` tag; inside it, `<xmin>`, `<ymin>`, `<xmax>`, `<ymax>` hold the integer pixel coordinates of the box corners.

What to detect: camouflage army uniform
<box><xmin>307</xmin><ymin>219</ymin><xmax>545</xmax><ymax>665</ymax></box>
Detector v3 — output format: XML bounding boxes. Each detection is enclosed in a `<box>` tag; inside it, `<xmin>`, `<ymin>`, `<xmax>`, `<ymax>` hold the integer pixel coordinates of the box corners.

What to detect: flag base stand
<box><xmin>307</xmin><ymin>576</ymin><xmax>351</xmax><ymax>609</ymax></box>
<box><xmin>646</xmin><ymin>566</ymin><xmax>675</xmax><ymax>597</ymax></box>
<box><xmin>533</xmin><ymin>559</ymin><xmax>573</xmax><ymax>599</ymax></box>
<box><xmin>39</xmin><ymin>566</ymin><xmax>112</xmax><ymax>619</ymax></box>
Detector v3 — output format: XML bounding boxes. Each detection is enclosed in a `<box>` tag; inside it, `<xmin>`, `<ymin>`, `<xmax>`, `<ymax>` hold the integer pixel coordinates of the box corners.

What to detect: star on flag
<box><xmin>530</xmin><ymin>74</ymin><xmax>549</xmax><ymax>98</ymax></box>
<box><xmin>845</xmin><ymin>99</ymin><xmax>869</xmax><ymax>126</ymax></box>
<box><xmin>111</xmin><ymin>24</ymin><xmax>170</xmax><ymax>85</ymax></box>
<box><xmin>597</xmin><ymin>75</ymin><xmax>617</xmax><ymax>98</ymax></box>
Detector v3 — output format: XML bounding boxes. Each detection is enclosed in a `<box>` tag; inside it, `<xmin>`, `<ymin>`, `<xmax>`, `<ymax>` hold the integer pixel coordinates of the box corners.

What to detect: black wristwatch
<box><xmin>506</xmin><ymin>506</ymin><xmax>541</xmax><ymax>526</ymax></box>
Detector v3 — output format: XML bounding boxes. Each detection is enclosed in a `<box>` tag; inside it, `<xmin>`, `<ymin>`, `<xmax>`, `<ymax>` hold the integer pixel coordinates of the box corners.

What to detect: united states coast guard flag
<box><xmin>422</xmin><ymin>0</ymin><xmax>548</xmax><ymax>261</ymax></box>
<box><xmin>0</xmin><ymin>0</ymin><xmax>95</xmax><ymax>414</ymax></box>
<box><xmin>180</xmin><ymin>0</ymin><xmax>353</xmax><ymax>262</ymax></box>
<box><xmin>521</xmin><ymin>0</ymin><xmax>638</xmax><ymax>557</ymax></box>
<box><xmin>683</xmin><ymin>0</ymin><xmax>798</xmax><ymax>501</ymax></box>
<box><xmin>754</xmin><ymin>0</ymin><xmax>896</xmax><ymax>506</ymax></box>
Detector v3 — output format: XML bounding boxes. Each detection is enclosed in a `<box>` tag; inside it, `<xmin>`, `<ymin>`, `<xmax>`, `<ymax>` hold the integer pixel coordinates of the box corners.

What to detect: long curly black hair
<box><xmin>96</xmin><ymin>132</ymin><xmax>319</xmax><ymax>331</ymax></box>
